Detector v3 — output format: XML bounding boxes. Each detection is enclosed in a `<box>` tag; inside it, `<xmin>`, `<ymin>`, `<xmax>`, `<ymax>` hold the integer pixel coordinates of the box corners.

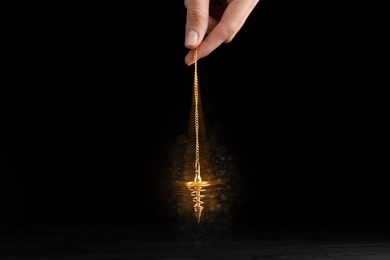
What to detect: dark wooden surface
<box><xmin>1</xmin><ymin>225</ymin><xmax>390</xmax><ymax>259</ymax></box>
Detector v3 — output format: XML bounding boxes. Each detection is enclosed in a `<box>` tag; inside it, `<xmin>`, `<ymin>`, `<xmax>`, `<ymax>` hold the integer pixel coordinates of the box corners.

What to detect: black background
<box><xmin>2</xmin><ymin>0</ymin><xmax>388</xmax><ymax>235</ymax></box>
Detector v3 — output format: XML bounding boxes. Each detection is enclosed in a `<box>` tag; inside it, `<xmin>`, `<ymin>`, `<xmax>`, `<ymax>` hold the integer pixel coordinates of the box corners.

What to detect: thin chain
<box><xmin>193</xmin><ymin>48</ymin><xmax>200</xmax><ymax>173</ymax></box>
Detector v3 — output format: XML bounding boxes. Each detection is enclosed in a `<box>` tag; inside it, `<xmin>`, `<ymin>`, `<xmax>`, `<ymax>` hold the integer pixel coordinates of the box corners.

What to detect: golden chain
<box><xmin>193</xmin><ymin>48</ymin><xmax>200</xmax><ymax>174</ymax></box>
<box><xmin>186</xmin><ymin>47</ymin><xmax>210</xmax><ymax>224</ymax></box>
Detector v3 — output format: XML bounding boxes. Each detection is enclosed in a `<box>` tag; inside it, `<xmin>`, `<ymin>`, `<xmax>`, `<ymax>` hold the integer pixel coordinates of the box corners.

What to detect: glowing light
<box><xmin>186</xmin><ymin>163</ymin><xmax>210</xmax><ymax>223</ymax></box>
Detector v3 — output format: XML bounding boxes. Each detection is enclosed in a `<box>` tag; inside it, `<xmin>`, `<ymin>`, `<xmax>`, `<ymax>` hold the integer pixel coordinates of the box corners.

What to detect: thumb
<box><xmin>184</xmin><ymin>0</ymin><xmax>210</xmax><ymax>48</ymax></box>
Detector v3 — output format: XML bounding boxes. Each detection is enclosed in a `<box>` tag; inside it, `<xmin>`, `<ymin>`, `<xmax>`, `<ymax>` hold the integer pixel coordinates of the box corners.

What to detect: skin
<box><xmin>184</xmin><ymin>0</ymin><xmax>260</xmax><ymax>65</ymax></box>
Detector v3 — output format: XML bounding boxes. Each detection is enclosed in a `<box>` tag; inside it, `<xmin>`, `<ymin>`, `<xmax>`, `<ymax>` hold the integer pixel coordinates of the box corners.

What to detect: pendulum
<box><xmin>185</xmin><ymin>47</ymin><xmax>210</xmax><ymax>223</ymax></box>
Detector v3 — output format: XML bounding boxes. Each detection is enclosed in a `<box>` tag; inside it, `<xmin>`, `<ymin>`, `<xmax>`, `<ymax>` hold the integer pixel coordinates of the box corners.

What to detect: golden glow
<box><xmin>185</xmin><ymin>162</ymin><xmax>210</xmax><ymax>223</ymax></box>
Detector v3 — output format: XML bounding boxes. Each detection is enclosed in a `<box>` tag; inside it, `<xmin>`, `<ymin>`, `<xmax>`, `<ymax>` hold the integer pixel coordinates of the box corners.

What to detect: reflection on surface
<box><xmin>1</xmin><ymin>225</ymin><xmax>390</xmax><ymax>260</ymax></box>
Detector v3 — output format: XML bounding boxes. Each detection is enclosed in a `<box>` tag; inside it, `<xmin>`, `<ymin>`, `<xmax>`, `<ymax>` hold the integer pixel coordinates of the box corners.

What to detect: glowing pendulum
<box><xmin>185</xmin><ymin>47</ymin><xmax>210</xmax><ymax>223</ymax></box>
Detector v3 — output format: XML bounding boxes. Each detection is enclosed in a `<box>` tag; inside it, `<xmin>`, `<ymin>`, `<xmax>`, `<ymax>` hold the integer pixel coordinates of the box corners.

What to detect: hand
<box><xmin>184</xmin><ymin>0</ymin><xmax>260</xmax><ymax>65</ymax></box>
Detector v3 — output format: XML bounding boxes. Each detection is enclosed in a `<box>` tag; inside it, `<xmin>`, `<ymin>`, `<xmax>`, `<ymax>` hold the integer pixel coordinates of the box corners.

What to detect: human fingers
<box><xmin>184</xmin><ymin>0</ymin><xmax>210</xmax><ymax>49</ymax></box>
<box><xmin>185</xmin><ymin>0</ymin><xmax>259</xmax><ymax>65</ymax></box>
<box><xmin>217</xmin><ymin>0</ymin><xmax>259</xmax><ymax>43</ymax></box>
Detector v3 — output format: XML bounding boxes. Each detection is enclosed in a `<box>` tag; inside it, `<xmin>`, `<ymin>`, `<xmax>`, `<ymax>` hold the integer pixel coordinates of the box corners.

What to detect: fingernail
<box><xmin>185</xmin><ymin>31</ymin><xmax>198</xmax><ymax>47</ymax></box>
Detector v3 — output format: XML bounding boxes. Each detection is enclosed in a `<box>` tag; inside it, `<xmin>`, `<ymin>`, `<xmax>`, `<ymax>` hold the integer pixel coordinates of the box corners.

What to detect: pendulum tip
<box><xmin>195</xmin><ymin>209</ymin><xmax>202</xmax><ymax>224</ymax></box>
